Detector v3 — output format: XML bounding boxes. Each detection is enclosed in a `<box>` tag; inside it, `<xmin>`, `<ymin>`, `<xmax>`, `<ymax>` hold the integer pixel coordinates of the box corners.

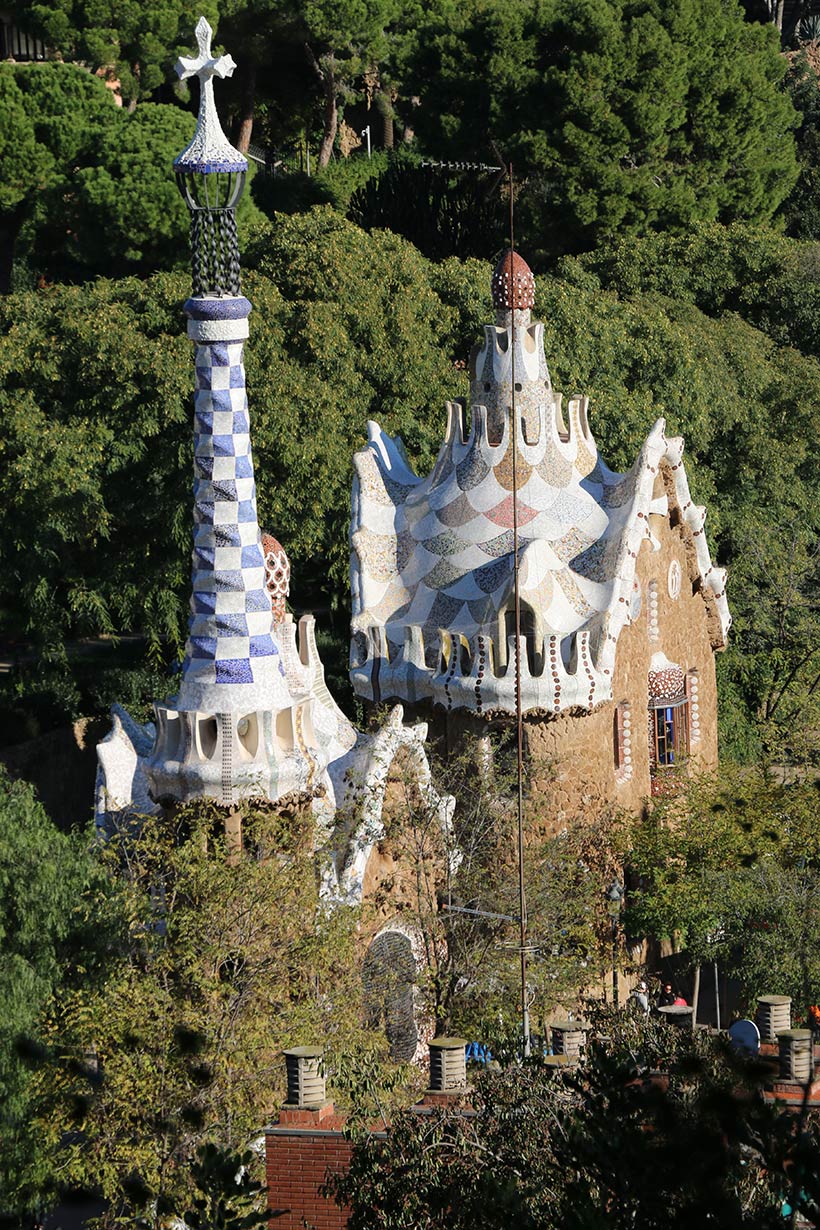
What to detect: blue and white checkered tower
<box><xmin>144</xmin><ymin>17</ymin><xmax>321</xmax><ymax>807</ymax></box>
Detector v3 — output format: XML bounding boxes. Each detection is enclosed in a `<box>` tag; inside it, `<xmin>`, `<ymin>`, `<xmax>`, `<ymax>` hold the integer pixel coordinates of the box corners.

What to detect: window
<box><xmin>613</xmin><ymin>701</ymin><xmax>632</xmax><ymax>782</ymax></box>
<box><xmin>650</xmin><ymin>698</ymin><xmax>689</xmax><ymax>769</ymax></box>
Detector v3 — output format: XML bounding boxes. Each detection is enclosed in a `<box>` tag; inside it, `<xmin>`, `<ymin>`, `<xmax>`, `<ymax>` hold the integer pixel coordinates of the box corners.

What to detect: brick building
<box><xmin>349</xmin><ymin>251</ymin><xmax>731</xmax><ymax>823</ymax></box>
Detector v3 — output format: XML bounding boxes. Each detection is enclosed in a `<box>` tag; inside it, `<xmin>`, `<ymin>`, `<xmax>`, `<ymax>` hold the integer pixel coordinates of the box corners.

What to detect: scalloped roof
<box><xmin>349</xmin><ymin>268</ymin><xmax>731</xmax><ymax>717</ymax></box>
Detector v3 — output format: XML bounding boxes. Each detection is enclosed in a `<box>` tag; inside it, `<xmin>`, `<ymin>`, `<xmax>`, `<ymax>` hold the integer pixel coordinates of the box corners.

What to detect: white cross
<box><xmin>176</xmin><ymin>16</ymin><xmax>236</xmax><ymax>88</ymax></box>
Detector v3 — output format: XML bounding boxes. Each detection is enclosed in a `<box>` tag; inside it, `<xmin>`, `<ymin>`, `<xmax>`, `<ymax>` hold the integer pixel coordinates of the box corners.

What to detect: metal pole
<box><xmin>362</xmin><ymin>125</ymin><xmax>371</xmax><ymax>158</ymax></box>
<box><xmin>714</xmin><ymin>961</ymin><xmax>721</xmax><ymax>1032</ymax></box>
<box><xmin>612</xmin><ymin>917</ymin><xmax>619</xmax><ymax>1008</ymax></box>
<box><xmin>508</xmin><ymin>164</ymin><xmax>530</xmax><ymax>1060</ymax></box>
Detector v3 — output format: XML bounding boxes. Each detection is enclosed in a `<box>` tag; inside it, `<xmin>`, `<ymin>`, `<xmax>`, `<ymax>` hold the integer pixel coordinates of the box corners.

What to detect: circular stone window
<box><xmin>630</xmin><ymin>578</ymin><xmax>642</xmax><ymax>622</ymax></box>
<box><xmin>668</xmin><ymin>559</ymin><xmax>682</xmax><ymax>601</ymax></box>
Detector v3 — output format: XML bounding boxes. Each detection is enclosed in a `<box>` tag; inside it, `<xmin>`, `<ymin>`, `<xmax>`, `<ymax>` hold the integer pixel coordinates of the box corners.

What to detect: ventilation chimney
<box><xmin>778</xmin><ymin>1029</ymin><xmax>812</xmax><ymax>1083</ymax></box>
<box><xmin>551</xmin><ymin>1021</ymin><xmax>587</xmax><ymax>1061</ymax></box>
<box><xmin>428</xmin><ymin>1037</ymin><xmax>467</xmax><ymax>1092</ymax></box>
<box><xmin>757</xmin><ymin>995</ymin><xmax>791</xmax><ymax>1044</ymax></box>
<box><xmin>283</xmin><ymin>1046</ymin><xmax>326</xmax><ymax>1108</ymax></box>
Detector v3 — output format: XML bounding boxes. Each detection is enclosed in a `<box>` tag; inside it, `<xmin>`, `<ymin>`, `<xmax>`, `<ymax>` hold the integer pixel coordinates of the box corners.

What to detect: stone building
<box><xmin>95</xmin><ymin>18</ymin><xmax>451</xmax><ymax>906</ymax></box>
<box><xmin>350</xmin><ymin>251</ymin><xmax>732</xmax><ymax>822</ymax></box>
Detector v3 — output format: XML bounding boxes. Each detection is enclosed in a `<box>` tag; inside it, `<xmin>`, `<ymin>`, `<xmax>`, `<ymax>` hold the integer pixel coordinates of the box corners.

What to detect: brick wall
<box><xmin>266</xmin><ymin>1105</ymin><xmax>353</xmax><ymax>1230</ymax></box>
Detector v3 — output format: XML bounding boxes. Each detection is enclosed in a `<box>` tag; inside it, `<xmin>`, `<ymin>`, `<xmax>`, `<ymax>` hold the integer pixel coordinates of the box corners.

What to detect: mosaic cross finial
<box><xmin>174</xmin><ymin>16</ymin><xmax>246</xmax><ymax>174</ymax></box>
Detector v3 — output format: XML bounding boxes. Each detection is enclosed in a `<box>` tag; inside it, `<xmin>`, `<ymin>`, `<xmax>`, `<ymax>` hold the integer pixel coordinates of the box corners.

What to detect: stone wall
<box><xmin>393</xmin><ymin>492</ymin><xmax>721</xmax><ymax>839</ymax></box>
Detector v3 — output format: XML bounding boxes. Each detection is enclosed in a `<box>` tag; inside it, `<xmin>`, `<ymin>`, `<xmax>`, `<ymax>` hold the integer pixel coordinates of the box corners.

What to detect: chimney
<box><xmin>283</xmin><ymin>1046</ymin><xmax>326</xmax><ymax>1108</ymax></box>
<box><xmin>757</xmin><ymin>995</ymin><xmax>791</xmax><ymax>1044</ymax></box>
<box><xmin>550</xmin><ymin>1021</ymin><xmax>587</xmax><ymax>1062</ymax></box>
<box><xmin>778</xmin><ymin>1029</ymin><xmax>813</xmax><ymax>1083</ymax></box>
<box><xmin>428</xmin><ymin>1037</ymin><xmax>467</xmax><ymax>1093</ymax></box>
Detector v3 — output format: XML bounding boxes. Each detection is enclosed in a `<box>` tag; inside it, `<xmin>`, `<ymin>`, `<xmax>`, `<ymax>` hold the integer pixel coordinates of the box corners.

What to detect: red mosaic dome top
<box><xmin>491</xmin><ymin>250</ymin><xmax>535</xmax><ymax>311</ymax></box>
<box><xmin>648</xmin><ymin>660</ymin><xmax>685</xmax><ymax>702</ymax></box>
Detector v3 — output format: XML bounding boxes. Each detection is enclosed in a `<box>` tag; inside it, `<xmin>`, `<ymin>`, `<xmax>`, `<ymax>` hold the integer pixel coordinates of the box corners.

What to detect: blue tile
<box><xmin>195</xmin><ymin>367</ymin><xmax>212</xmax><ymax>390</ymax></box>
<box><xmin>246</xmin><ymin>590</ymin><xmax>271</xmax><ymax>612</ymax></box>
<box><xmin>209</xmin><ymin>343</ymin><xmax>230</xmax><ymax>366</ymax></box>
<box><xmin>234</xmin><ymin>455</ymin><xmax>253</xmax><ymax>479</ymax></box>
<box><xmin>212</xmin><ymin>479</ymin><xmax>237</xmax><ymax>502</ymax></box>
<box><xmin>237</xmin><ymin>500</ymin><xmax>257</xmax><ymax>523</ymax></box>
<box><xmin>212</xmin><ymin>435</ymin><xmax>236</xmax><ymax>458</ymax></box>
<box><xmin>229</xmin><ymin>366</ymin><xmax>246</xmax><ymax>388</ymax></box>
<box><xmin>190</xmin><ymin>636</ymin><xmax>217</xmax><ymax>659</ymax></box>
<box><xmin>213</xmin><ymin>524</ymin><xmax>241</xmax><ymax>547</ymax></box>
<box><xmin>194</xmin><ymin>546</ymin><xmax>215</xmax><ymax>569</ymax></box>
<box><xmin>209</xmin><ymin>390</ymin><xmax>234</xmax><ymax>413</ymax></box>
<box><xmin>241</xmin><ymin>544</ymin><xmax>263</xmax><ymax>569</ymax></box>
<box><xmin>194</xmin><ymin>456</ymin><xmax>214</xmax><ymax>479</ymax></box>
<box><xmin>217</xmin><ymin>613</ymin><xmax>249</xmax><ymax>636</ymax></box>
<box><xmin>214</xmin><ymin>571</ymin><xmax>243</xmax><ymax>591</ymax></box>
<box><xmin>215</xmin><ymin>658</ymin><xmax>253</xmax><ymax>684</ymax></box>
<box><xmin>232</xmin><ymin>411</ymin><xmax>249</xmax><ymax>432</ymax></box>
<box><xmin>193</xmin><ymin>592</ymin><xmax>217</xmax><ymax>615</ymax></box>
<box><xmin>195</xmin><ymin>499</ymin><xmax>215</xmax><ymax>524</ymax></box>
<box><xmin>249</xmin><ymin>634</ymin><xmax>276</xmax><ymax>657</ymax></box>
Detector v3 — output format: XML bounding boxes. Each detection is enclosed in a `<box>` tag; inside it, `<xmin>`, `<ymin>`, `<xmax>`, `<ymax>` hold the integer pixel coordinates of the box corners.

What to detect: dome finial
<box><xmin>491</xmin><ymin>249</ymin><xmax>535</xmax><ymax>311</ymax></box>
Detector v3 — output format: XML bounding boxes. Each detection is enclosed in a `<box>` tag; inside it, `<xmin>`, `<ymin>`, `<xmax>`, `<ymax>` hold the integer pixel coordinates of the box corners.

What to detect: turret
<box><xmin>142</xmin><ymin>18</ymin><xmax>321</xmax><ymax>807</ymax></box>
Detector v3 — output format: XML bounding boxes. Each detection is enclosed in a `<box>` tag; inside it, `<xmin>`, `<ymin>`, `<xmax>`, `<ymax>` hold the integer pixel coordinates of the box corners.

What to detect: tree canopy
<box><xmin>401</xmin><ymin>0</ymin><xmax>799</xmax><ymax>256</ymax></box>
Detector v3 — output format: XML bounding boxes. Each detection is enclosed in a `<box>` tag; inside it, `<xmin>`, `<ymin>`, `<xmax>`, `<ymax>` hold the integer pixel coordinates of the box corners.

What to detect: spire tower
<box><xmin>144</xmin><ymin>18</ymin><xmax>318</xmax><ymax>806</ymax></box>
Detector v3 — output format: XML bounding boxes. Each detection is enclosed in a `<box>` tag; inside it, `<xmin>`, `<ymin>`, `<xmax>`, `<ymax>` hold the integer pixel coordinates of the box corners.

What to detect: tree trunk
<box><xmin>776</xmin><ymin>0</ymin><xmax>786</xmax><ymax>32</ymax></box>
<box><xmin>0</xmin><ymin>204</ymin><xmax>26</xmax><ymax>294</ymax></box>
<box><xmin>305</xmin><ymin>43</ymin><xmax>338</xmax><ymax>169</ymax></box>
<box><xmin>235</xmin><ymin>60</ymin><xmax>256</xmax><ymax>154</ymax></box>
<box><xmin>376</xmin><ymin>88</ymin><xmax>394</xmax><ymax>149</ymax></box>
<box><xmin>692</xmin><ymin>964</ymin><xmax>701</xmax><ymax>1033</ymax></box>
<box><xmin>317</xmin><ymin>70</ymin><xmax>338</xmax><ymax>168</ymax></box>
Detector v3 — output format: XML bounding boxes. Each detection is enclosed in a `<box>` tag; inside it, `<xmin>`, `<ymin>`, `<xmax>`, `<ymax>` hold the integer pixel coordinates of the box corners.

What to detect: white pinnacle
<box><xmin>174</xmin><ymin>16</ymin><xmax>246</xmax><ymax>173</ymax></box>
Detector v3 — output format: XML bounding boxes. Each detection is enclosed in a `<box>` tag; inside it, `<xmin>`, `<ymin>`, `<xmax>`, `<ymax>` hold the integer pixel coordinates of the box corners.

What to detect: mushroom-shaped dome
<box><xmin>491</xmin><ymin>250</ymin><xmax>535</xmax><ymax>311</ymax></box>
<box><xmin>648</xmin><ymin>652</ymin><xmax>685</xmax><ymax>702</ymax></box>
<box><xmin>261</xmin><ymin>532</ymin><xmax>290</xmax><ymax>623</ymax></box>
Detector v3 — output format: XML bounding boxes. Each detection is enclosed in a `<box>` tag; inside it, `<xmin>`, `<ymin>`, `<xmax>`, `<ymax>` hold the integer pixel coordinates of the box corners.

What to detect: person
<box><xmin>658</xmin><ymin>981</ymin><xmax>676</xmax><ymax>1007</ymax></box>
<box><xmin>628</xmin><ymin>980</ymin><xmax>649</xmax><ymax>1015</ymax></box>
<box><xmin>808</xmin><ymin>1004</ymin><xmax>820</xmax><ymax>1040</ymax></box>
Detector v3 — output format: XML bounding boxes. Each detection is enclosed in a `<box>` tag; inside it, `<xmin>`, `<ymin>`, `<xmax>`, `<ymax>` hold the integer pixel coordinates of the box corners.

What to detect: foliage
<box><xmin>782</xmin><ymin>51</ymin><xmax>820</xmax><ymax>241</ymax></box>
<box><xmin>27</xmin><ymin>798</ymin><xmax>376</xmax><ymax>1225</ymax></box>
<box><xmin>626</xmin><ymin>770</ymin><xmax>820</xmax><ymax>1009</ymax></box>
<box><xmin>327</xmin><ymin>1013</ymin><xmax>801</xmax><ymax>1228</ymax></box>
<box><xmin>251</xmin><ymin>149</ymin><xmax>390</xmax><ymax>218</ymax></box>
<box><xmin>172</xmin><ymin>1142</ymin><xmax>269</xmax><ymax>1230</ymax></box>
<box><xmin>18</xmin><ymin>0</ymin><xmax>217</xmax><ymax>104</ymax></box>
<box><xmin>0</xmin><ymin>769</ymin><xmax>112</xmax><ymax>1217</ymax></box>
<box><xmin>401</xmin><ymin>0</ymin><xmax>798</xmax><ymax>259</ymax></box>
<box><xmin>6</xmin><ymin>212</ymin><xmax>820</xmax><ymax>758</ymax></box>
<box><xmin>359</xmin><ymin>731</ymin><xmax>626</xmax><ymax>1042</ymax></box>
<box><xmin>347</xmin><ymin>151</ymin><xmax>507</xmax><ymax>261</ymax></box>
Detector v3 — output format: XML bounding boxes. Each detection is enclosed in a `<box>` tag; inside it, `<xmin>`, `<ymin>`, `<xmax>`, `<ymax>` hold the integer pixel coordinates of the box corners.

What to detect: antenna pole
<box><xmin>508</xmin><ymin>164</ymin><xmax>530</xmax><ymax>1059</ymax></box>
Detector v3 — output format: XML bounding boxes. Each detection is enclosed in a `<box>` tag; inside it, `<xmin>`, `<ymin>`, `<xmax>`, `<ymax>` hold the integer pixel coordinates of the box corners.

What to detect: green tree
<box><xmin>17</xmin><ymin>0</ymin><xmax>217</xmax><ymax>106</ymax></box>
<box><xmin>0</xmin><ymin>769</ymin><xmax>113</xmax><ymax>1218</ymax></box>
<box><xmin>30</xmin><ymin>799</ymin><xmax>376</xmax><ymax>1226</ymax></box>
<box><xmin>327</xmin><ymin>1014</ymin><xmax>798</xmax><ymax>1228</ymax></box>
<box><xmin>402</xmin><ymin>0</ymin><xmax>798</xmax><ymax>258</ymax></box>
<box><xmin>627</xmin><ymin>771</ymin><xmax>820</xmax><ymax>1010</ymax></box>
<box><xmin>0</xmin><ymin>62</ymin><xmax>118</xmax><ymax>290</ymax></box>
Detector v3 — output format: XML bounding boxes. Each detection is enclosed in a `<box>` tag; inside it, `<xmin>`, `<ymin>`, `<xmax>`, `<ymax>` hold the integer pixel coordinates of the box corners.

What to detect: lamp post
<box><xmin>606</xmin><ymin>879</ymin><xmax>625</xmax><ymax>1008</ymax></box>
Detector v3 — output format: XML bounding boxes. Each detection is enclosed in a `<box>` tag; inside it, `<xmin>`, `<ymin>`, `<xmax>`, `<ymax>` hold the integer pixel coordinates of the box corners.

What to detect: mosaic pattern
<box><xmin>350</xmin><ymin>253</ymin><xmax>732</xmax><ymax>717</ymax></box>
<box><xmin>261</xmin><ymin>532</ymin><xmax>290</xmax><ymax>623</ymax></box>
<box><xmin>176</xmin><ymin>298</ymin><xmax>286</xmax><ymax>713</ymax></box>
<box><xmin>648</xmin><ymin>653</ymin><xmax>686</xmax><ymax>701</ymax></box>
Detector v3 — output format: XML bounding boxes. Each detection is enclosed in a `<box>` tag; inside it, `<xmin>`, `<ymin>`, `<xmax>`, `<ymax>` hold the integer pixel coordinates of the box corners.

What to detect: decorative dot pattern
<box><xmin>648</xmin><ymin>663</ymin><xmax>685</xmax><ymax>701</ymax></box>
<box><xmin>491</xmin><ymin>250</ymin><xmax>536</xmax><ymax>311</ymax></box>
<box><xmin>261</xmin><ymin>531</ymin><xmax>290</xmax><ymax>623</ymax></box>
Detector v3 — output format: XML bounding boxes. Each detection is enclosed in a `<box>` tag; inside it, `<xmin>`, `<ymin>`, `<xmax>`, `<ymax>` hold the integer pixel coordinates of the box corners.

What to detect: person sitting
<box><xmin>658</xmin><ymin>981</ymin><xmax>676</xmax><ymax>1007</ymax></box>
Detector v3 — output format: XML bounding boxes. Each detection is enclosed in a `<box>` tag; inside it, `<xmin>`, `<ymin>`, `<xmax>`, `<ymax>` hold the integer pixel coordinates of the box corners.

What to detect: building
<box><xmin>350</xmin><ymin>251</ymin><xmax>731</xmax><ymax>822</ymax></box>
<box><xmin>95</xmin><ymin>18</ymin><xmax>452</xmax><ymax>906</ymax></box>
